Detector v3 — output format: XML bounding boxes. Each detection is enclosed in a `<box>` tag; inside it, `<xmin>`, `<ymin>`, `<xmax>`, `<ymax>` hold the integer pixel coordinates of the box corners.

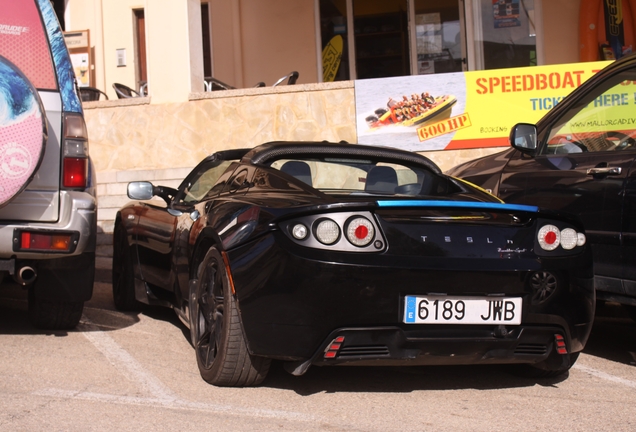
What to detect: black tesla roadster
<box><xmin>113</xmin><ymin>141</ymin><xmax>595</xmax><ymax>387</ymax></box>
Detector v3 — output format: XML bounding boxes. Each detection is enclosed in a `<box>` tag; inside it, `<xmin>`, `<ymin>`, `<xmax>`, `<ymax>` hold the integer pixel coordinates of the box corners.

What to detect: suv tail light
<box><xmin>62</xmin><ymin>113</ymin><xmax>89</xmax><ymax>189</ymax></box>
<box><xmin>13</xmin><ymin>229</ymin><xmax>79</xmax><ymax>253</ymax></box>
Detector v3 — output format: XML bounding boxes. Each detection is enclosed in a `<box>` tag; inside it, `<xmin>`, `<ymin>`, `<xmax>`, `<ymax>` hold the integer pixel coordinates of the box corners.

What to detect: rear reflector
<box><xmin>17</xmin><ymin>231</ymin><xmax>77</xmax><ymax>252</ymax></box>
<box><xmin>63</xmin><ymin>157</ymin><xmax>88</xmax><ymax>188</ymax></box>
<box><xmin>554</xmin><ymin>334</ymin><xmax>568</xmax><ymax>355</ymax></box>
<box><xmin>324</xmin><ymin>336</ymin><xmax>345</xmax><ymax>359</ymax></box>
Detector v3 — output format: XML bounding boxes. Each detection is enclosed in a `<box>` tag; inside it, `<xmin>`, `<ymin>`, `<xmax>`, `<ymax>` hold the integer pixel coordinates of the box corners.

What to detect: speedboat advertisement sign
<box><xmin>355</xmin><ymin>60</ymin><xmax>611</xmax><ymax>152</ymax></box>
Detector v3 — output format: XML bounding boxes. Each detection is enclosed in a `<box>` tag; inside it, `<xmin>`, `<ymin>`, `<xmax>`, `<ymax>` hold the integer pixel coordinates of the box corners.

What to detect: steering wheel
<box><xmin>605</xmin><ymin>131</ymin><xmax>636</xmax><ymax>150</ymax></box>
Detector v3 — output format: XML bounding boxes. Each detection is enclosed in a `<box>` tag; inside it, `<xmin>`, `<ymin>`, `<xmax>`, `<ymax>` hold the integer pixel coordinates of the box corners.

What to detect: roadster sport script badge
<box><xmin>404</xmin><ymin>295</ymin><xmax>522</xmax><ymax>325</ymax></box>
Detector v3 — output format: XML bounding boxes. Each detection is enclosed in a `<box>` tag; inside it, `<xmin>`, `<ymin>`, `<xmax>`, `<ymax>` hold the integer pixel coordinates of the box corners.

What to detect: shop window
<box><xmin>201</xmin><ymin>3</ymin><xmax>212</xmax><ymax>79</ymax></box>
<box><xmin>413</xmin><ymin>0</ymin><xmax>463</xmax><ymax>75</ymax></box>
<box><xmin>353</xmin><ymin>0</ymin><xmax>409</xmax><ymax>79</ymax></box>
<box><xmin>134</xmin><ymin>9</ymin><xmax>147</xmax><ymax>88</ymax></box>
<box><xmin>471</xmin><ymin>0</ymin><xmax>537</xmax><ymax>70</ymax></box>
<box><xmin>320</xmin><ymin>0</ymin><xmax>350</xmax><ymax>81</ymax></box>
<box><xmin>318</xmin><ymin>0</ymin><xmax>539</xmax><ymax>80</ymax></box>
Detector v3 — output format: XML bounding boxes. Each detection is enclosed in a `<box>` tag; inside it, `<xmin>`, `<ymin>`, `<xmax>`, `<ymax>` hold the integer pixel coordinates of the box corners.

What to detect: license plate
<box><xmin>403</xmin><ymin>295</ymin><xmax>522</xmax><ymax>325</ymax></box>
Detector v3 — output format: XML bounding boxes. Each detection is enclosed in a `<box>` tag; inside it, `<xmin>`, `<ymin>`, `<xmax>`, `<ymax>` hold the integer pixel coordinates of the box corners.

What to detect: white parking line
<box><xmin>33</xmin><ymin>389</ymin><xmax>317</xmax><ymax>422</ymax></box>
<box><xmin>55</xmin><ymin>315</ymin><xmax>318</xmax><ymax>423</ymax></box>
<box><xmin>78</xmin><ymin>316</ymin><xmax>178</xmax><ymax>401</ymax></box>
<box><xmin>573</xmin><ymin>364</ymin><xmax>636</xmax><ymax>389</ymax></box>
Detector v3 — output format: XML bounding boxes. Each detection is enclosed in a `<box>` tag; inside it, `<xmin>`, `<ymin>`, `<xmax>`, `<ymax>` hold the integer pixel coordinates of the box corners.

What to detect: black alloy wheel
<box><xmin>529</xmin><ymin>271</ymin><xmax>558</xmax><ymax>305</ymax></box>
<box><xmin>190</xmin><ymin>247</ymin><xmax>270</xmax><ymax>387</ymax></box>
<box><xmin>112</xmin><ymin>223</ymin><xmax>141</xmax><ymax>311</ymax></box>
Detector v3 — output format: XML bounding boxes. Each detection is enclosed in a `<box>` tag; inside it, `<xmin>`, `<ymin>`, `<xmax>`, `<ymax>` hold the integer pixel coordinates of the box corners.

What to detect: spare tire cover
<box><xmin>0</xmin><ymin>55</ymin><xmax>47</xmax><ymax>208</ymax></box>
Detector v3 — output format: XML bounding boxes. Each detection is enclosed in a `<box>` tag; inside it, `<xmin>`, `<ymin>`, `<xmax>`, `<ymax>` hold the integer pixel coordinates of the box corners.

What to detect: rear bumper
<box><xmin>309</xmin><ymin>325</ymin><xmax>568</xmax><ymax>367</ymax></box>
<box><xmin>228</xmin><ymin>233</ymin><xmax>595</xmax><ymax>363</ymax></box>
<box><xmin>0</xmin><ymin>190</ymin><xmax>96</xmax><ymax>260</ymax></box>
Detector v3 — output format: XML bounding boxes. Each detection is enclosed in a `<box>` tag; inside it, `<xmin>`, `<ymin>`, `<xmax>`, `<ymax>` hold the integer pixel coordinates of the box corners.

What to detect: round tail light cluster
<box><xmin>538</xmin><ymin>224</ymin><xmax>586</xmax><ymax>251</ymax></box>
<box><xmin>345</xmin><ymin>217</ymin><xmax>375</xmax><ymax>247</ymax></box>
<box><xmin>289</xmin><ymin>214</ymin><xmax>380</xmax><ymax>249</ymax></box>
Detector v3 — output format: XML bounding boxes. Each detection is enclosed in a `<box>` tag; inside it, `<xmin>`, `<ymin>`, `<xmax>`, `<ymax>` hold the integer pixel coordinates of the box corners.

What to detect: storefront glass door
<box><xmin>318</xmin><ymin>0</ymin><xmax>541</xmax><ymax>81</ymax></box>
<box><xmin>412</xmin><ymin>0</ymin><xmax>465</xmax><ymax>75</ymax></box>
<box><xmin>352</xmin><ymin>0</ymin><xmax>409</xmax><ymax>79</ymax></box>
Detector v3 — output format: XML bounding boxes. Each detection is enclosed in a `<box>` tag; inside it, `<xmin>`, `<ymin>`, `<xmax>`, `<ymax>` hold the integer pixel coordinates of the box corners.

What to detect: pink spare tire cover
<box><xmin>0</xmin><ymin>55</ymin><xmax>47</xmax><ymax>207</ymax></box>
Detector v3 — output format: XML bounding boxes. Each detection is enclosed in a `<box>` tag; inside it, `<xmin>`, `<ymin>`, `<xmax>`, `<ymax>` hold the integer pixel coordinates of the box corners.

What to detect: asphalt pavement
<box><xmin>0</xmin><ymin>280</ymin><xmax>635</xmax><ymax>431</ymax></box>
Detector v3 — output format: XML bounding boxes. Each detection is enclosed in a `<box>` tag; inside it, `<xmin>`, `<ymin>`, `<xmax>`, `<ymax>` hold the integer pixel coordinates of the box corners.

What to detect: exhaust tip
<box><xmin>14</xmin><ymin>266</ymin><xmax>37</xmax><ymax>285</ymax></box>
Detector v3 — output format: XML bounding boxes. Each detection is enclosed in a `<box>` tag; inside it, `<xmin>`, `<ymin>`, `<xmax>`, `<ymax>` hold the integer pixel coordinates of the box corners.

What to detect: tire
<box><xmin>28</xmin><ymin>286</ymin><xmax>83</xmax><ymax>330</ymax></box>
<box><xmin>112</xmin><ymin>223</ymin><xmax>141</xmax><ymax>311</ymax></box>
<box><xmin>190</xmin><ymin>247</ymin><xmax>270</xmax><ymax>387</ymax></box>
<box><xmin>513</xmin><ymin>352</ymin><xmax>580</xmax><ymax>379</ymax></box>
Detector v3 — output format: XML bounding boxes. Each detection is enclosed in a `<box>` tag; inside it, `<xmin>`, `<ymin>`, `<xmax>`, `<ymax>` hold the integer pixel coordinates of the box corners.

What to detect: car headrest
<box><xmin>280</xmin><ymin>161</ymin><xmax>312</xmax><ymax>186</ymax></box>
<box><xmin>365</xmin><ymin>166</ymin><xmax>398</xmax><ymax>193</ymax></box>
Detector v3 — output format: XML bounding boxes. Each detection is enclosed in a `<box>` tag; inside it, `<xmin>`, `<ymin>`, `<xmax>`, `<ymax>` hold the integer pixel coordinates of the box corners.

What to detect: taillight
<box><xmin>538</xmin><ymin>224</ymin><xmax>560</xmax><ymax>251</ymax></box>
<box><xmin>537</xmin><ymin>224</ymin><xmax>586</xmax><ymax>251</ymax></box>
<box><xmin>315</xmin><ymin>219</ymin><xmax>340</xmax><ymax>245</ymax></box>
<box><xmin>291</xmin><ymin>223</ymin><xmax>308</xmax><ymax>240</ymax></box>
<box><xmin>560</xmin><ymin>228</ymin><xmax>578</xmax><ymax>250</ymax></box>
<box><xmin>14</xmin><ymin>229</ymin><xmax>79</xmax><ymax>253</ymax></box>
<box><xmin>283</xmin><ymin>211</ymin><xmax>384</xmax><ymax>252</ymax></box>
<box><xmin>62</xmin><ymin>113</ymin><xmax>89</xmax><ymax>189</ymax></box>
<box><xmin>63</xmin><ymin>157</ymin><xmax>87</xmax><ymax>188</ymax></box>
<box><xmin>345</xmin><ymin>217</ymin><xmax>375</xmax><ymax>247</ymax></box>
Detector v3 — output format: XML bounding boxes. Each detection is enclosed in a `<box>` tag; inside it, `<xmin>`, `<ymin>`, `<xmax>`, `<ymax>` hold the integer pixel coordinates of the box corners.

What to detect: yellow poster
<box><xmin>447</xmin><ymin>61</ymin><xmax>611</xmax><ymax>149</ymax></box>
<box><xmin>355</xmin><ymin>61</ymin><xmax>612</xmax><ymax>151</ymax></box>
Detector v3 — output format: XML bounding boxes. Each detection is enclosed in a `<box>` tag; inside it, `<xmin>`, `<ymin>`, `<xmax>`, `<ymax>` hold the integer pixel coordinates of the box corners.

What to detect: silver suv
<box><xmin>0</xmin><ymin>0</ymin><xmax>96</xmax><ymax>329</ymax></box>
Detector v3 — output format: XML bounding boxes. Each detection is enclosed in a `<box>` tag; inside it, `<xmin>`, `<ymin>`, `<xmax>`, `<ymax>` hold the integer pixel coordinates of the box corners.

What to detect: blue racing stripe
<box><xmin>377</xmin><ymin>200</ymin><xmax>539</xmax><ymax>213</ymax></box>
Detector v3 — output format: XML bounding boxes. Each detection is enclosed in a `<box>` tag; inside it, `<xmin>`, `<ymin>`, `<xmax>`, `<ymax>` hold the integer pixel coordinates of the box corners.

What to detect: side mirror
<box><xmin>510</xmin><ymin>123</ymin><xmax>537</xmax><ymax>155</ymax></box>
<box><xmin>128</xmin><ymin>181</ymin><xmax>154</xmax><ymax>200</ymax></box>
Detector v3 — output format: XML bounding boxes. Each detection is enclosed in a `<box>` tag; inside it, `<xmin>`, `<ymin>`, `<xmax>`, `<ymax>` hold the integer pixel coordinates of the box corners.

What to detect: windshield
<box><xmin>270</xmin><ymin>157</ymin><xmax>459</xmax><ymax>197</ymax></box>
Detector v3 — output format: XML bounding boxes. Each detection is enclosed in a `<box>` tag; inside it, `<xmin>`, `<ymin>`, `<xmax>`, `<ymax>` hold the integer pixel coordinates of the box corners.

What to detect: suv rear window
<box><xmin>0</xmin><ymin>0</ymin><xmax>57</xmax><ymax>90</ymax></box>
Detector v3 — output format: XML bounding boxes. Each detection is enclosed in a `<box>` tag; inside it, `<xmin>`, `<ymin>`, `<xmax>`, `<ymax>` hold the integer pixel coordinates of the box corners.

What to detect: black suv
<box><xmin>0</xmin><ymin>0</ymin><xmax>96</xmax><ymax>328</ymax></box>
<box><xmin>448</xmin><ymin>53</ymin><xmax>636</xmax><ymax>320</ymax></box>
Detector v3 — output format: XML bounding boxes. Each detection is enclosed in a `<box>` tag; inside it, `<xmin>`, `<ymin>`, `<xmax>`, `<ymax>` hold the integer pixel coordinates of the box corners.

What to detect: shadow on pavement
<box><xmin>583</xmin><ymin>301</ymin><xmax>636</xmax><ymax>367</ymax></box>
<box><xmin>0</xmin><ymin>279</ymin><xmax>142</xmax><ymax>336</ymax></box>
<box><xmin>260</xmin><ymin>361</ymin><xmax>569</xmax><ymax>395</ymax></box>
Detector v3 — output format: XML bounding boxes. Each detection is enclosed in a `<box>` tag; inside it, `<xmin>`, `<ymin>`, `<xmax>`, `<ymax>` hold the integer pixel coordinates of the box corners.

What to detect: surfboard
<box><xmin>322</xmin><ymin>35</ymin><xmax>343</xmax><ymax>82</ymax></box>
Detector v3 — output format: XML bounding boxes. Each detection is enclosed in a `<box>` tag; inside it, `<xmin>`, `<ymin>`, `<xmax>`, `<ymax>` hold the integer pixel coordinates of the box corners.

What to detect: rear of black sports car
<box><xmin>219</xmin><ymin>145</ymin><xmax>594</xmax><ymax>376</ymax></box>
